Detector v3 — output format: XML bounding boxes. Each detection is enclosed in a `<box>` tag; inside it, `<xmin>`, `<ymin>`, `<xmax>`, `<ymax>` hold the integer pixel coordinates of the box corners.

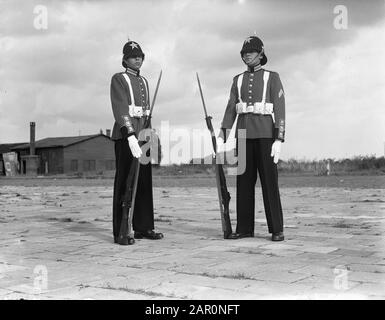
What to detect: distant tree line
<box><xmin>152</xmin><ymin>155</ymin><xmax>385</xmax><ymax>176</ymax></box>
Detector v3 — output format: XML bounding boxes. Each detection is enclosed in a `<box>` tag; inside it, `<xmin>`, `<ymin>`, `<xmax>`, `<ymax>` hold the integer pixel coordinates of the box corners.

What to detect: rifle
<box><xmin>117</xmin><ymin>70</ymin><xmax>163</xmax><ymax>245</ymax></box>
<box><xmin>196</xmin><ymin>73</ymin><xmax>233</xmax><ymax>239</ymax></box>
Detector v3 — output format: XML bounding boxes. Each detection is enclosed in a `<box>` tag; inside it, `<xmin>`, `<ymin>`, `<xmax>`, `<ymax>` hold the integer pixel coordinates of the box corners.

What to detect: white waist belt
<box><xmin>128</xmin><ymin>105</ymin><xmax>150</xmax><ymax>118</ymax></box>
<box><xmin>236</xmin><ymin>102</ymin><xmax>274</xmax><ymax>115</ymax></box>
<box><xmin>236</xmin><ymin>70</ymin><xmax>274</xmax><ymax>119</ymax></box>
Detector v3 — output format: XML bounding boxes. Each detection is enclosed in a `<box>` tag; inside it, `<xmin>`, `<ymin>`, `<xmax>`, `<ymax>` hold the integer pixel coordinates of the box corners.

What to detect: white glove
<box><xmin>216</xmin><ymin>136</ymin><xmax>225</xmax><ymax>154</ymax></box>
<box><xmin>128</xmin><ymin>135</ymin><xmax>142</xmax><ymax>158</ymax></box>
<box><xmin>271</xmin><ymin>140</ymin><xmax>282</xmax><ymax>164</ymax></box>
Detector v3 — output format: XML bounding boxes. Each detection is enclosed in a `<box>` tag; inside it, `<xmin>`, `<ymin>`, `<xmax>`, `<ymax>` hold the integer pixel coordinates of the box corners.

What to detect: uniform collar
<box><xmin>247</xmin><ymin>64</ymin><xmax>262</xmax><ymax>73</ymax></box>
<box><xmin>125</xmin><ymin>67</ymin><xmax>140</xmax><ymax>76</ymax></box>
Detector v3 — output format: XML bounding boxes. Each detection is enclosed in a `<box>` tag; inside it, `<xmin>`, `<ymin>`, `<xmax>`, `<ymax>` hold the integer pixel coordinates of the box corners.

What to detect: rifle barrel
<box><xmin>149</xmin><ymin>70</ymin><xmax>162</xmax><ymax>118</ymax></box>
<box><xmin>196</xmin><ymin>72</ymin><xmax>209</xmax><ymax>118</ymax></box>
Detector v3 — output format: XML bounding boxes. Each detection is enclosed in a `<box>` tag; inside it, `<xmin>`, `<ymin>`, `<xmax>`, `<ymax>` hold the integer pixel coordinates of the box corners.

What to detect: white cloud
<box><xmin>0</xmin><ymin>0</ymin><xmax>384</xmax><ymax>161</ymax></box>
<box><xmin>281</xmin><ymin>20</ymin><xmax>385</xmax><ymax>159</ymax></box>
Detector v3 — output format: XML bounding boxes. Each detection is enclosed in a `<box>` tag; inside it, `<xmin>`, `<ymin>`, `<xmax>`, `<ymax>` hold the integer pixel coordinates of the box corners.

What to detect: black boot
<box><xmin>227</xmin><ymin>232</ymin><xmax>254</xmax><ymax>240</ymax></box>
<box><xmin>115</xmin><ymin>235</ymin><xmax>135</xmax><ymax>245</ymax></box>
<box><xmin>134</xmin><ymin>230</ymin><xmax>164</xmax><ymax>240</ymax></box>
<box><xmin>271</xmin><ymin>232</ymin><xmax>284</xmax><ymax>241</ymax></box>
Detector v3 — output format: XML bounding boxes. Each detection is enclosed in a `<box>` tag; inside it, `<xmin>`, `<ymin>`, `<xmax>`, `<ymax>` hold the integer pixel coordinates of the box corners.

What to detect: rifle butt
<box><xmin>117</xmin><ymin>206</ymin><xmax>130</xmax><ymax>245</ymax></box>
<box><xmin>214</xmin><ymin>163</ymin><xmax>233</xmax><ymax>238</ymax></box>
<box><xmin>222</xmin><ymin>207</ymin><xmax>233</xmax><ymax>239</ymax></box>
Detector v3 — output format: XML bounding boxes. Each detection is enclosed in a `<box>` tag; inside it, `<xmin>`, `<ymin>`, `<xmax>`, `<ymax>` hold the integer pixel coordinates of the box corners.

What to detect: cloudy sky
<box><xmin>1</xmin><ymin>0</ymin><xmax>384</xmax><ymax>163</ymax></box>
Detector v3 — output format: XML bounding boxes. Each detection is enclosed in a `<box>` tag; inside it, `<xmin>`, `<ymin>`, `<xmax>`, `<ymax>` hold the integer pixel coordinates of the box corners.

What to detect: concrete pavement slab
<box><xmin>1</xmin><ymin>181</ymin><xmax>384</xmax><ymax>299</ymax></box>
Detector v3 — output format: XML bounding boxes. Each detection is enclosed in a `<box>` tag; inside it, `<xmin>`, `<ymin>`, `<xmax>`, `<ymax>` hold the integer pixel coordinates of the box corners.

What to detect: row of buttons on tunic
<box><xmin>248</xmin><ymin>73</ymin><xmax>254</xmax><ymax>105</ymax></box>
<box><xmin>139</xmin><ymin>78</ymin><xmax>146</xmax><ymax>106</ymax></box>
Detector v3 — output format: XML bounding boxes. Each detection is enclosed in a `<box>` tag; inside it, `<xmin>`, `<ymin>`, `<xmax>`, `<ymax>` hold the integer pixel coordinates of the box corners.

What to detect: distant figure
<box><xmin>326</xmin><ymin>160</ymin><xmax>331</xmax><ymax>176</ymax></box>
<box><xmin>218</xmin><ymin>35</ymin><xmax>286</xmax><ymax>241</ymax></box>
<box><xmin>110</xmin><ymin>39</ymin><xmax>163</xmax><ymax>245</ymax></box>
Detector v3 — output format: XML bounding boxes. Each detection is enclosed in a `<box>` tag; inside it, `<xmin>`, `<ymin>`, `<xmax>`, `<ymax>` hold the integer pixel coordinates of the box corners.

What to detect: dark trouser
<box><xmin>236</xmin><ymin>138</ymin><xmax>283</xmax><ymax>234</ymax></box>
<box><xmin>112</xmin><ymin>139</ymin><xmax>154</xmax><ymax>238</ymax></box>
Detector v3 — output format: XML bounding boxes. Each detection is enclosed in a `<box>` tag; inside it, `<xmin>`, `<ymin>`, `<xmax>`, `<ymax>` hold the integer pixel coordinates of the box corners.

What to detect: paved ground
<box><xmin>0</xmin><ymin>177</ymin><xmax>384</xmax><ymax>300</ymax></box>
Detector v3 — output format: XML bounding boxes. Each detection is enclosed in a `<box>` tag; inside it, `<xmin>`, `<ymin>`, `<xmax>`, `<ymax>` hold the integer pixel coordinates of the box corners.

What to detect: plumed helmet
<box><xmin>240</xmin><ymin>35</ymin><xmax>267</xmax><ymax>66</ymax></box>
<box><xmin>122</xmin><ymin>39</ymin><xmax>145</xmax><ymax>68</ymax></box>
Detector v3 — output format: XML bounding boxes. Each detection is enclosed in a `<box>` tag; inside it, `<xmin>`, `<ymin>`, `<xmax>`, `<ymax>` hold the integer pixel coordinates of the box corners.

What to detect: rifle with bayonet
<box><xmin>196</xmin><ymin>73</ymin><xmax>233</xmax><ymax>239</ymax></box>
<box><xmin>117</xmin><ymin>70</ymin><xmax>163</xmax><ymax>245</ymax></box>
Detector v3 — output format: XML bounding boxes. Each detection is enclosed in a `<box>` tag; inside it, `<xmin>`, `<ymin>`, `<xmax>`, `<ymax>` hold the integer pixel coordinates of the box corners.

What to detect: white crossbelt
<box><xmin>122</xmin><ymin>73</ymin><xmax>150</xmax><ymax>118</ymax></box>
<box><xmin>236</xmin><ymin>70</ymin><xmax>274</xmax><ymax>121</ymax></box>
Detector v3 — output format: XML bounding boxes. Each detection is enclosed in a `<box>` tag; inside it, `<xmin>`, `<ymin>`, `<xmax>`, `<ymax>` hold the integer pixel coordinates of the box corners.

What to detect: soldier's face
<box><xmin>242</xmin><ymin>51</ymin><xmax>262</xmax><ymax>66</ymax></box>
<box><xmin>125</xmin><ymin>56</ymin><xmax>143</xmax><ymax>70</ymax></box>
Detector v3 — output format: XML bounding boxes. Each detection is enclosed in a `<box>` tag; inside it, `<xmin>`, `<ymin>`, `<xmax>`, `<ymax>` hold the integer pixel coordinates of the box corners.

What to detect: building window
<box><xmin>105</xmin><ymin>160</ymin><xmax>115</xmax><ymax>170</ymax></box>
<box><xmin>70</xmin><ymin>160</ymin><xmax>78</xmax><ymax>172</ymax></box>
<box><xmin>83</xmin><ymin>160</ymin><xmax>96</xmax><ymax>171</ymax></box>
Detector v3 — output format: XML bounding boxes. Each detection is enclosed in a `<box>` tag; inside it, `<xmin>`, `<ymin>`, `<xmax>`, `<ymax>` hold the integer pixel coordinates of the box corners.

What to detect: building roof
<box><xmin>11</xmin><ymin>134</ymin><xmax>110</xmax><ymax>150</ymax></box>
<box><xmin>0</xmin><ymin>143</ymin><xmax>28</xmax><ymax>154</ymax></box>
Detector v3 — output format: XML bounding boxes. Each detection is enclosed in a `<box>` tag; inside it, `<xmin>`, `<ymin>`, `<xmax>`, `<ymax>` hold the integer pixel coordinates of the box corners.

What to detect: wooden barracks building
<box><xmin>0</xmin><ymin>123</ymin><xmax>115</xmax><ymax>175</ymax></box>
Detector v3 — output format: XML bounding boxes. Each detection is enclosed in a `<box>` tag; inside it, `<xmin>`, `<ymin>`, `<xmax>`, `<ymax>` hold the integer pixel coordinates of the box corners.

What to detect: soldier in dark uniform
<box><xmin>218</xmin><ymin>35</ymin><xmax>285</xmax><ymax>241</ymax></box>
<box><xmin>110</xmin><ymin>39</ymin><xmax>163</xmax><ymax>245</ymax></box>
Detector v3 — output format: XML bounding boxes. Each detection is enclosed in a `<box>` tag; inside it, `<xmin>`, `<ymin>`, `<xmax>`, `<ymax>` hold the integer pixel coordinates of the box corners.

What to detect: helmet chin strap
<box><xmin>244</xmin><ymin>56</ymin><xmax>259</xmax><ymax>67</ymax></box>
<box><xmin>124</xmin><ymin>58</ymin><xmax>142</xmax><ymax>71</ymax></box>
<box><xmin>243</xmin><ymin>50</ymin><xmax>263</xmax><ymax>67</ymax></box>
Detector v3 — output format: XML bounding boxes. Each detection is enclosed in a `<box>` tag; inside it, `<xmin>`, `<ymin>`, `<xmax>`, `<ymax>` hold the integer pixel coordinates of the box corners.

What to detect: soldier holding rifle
<box><xmin>110</xmin><ymin>39</ymin><xmax>163</xmax><ymax>245</ymax></box>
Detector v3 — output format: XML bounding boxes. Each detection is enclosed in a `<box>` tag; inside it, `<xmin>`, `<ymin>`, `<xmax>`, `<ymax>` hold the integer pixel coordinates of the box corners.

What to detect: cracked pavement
<box><xmin>0</xmin><ymin>176</ymin><xmax>384</xmax><ymax>299</ymax></box>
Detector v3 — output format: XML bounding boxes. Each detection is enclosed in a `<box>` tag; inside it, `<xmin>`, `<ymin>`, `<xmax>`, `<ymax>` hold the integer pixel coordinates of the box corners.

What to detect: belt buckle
<box><xmin>254</xmin><ymin>102</ymin><xmax>262</xmax><ymax>114</ymax></box>
<box><xmin>262</xmin><ymin>103</ymin><xmax>267</xmax><ymax>114</ymax></box>
<box><xmin>135</xmin><ymin>106</ymin><xmax>144</xmax><ymax>118</ymax></box>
